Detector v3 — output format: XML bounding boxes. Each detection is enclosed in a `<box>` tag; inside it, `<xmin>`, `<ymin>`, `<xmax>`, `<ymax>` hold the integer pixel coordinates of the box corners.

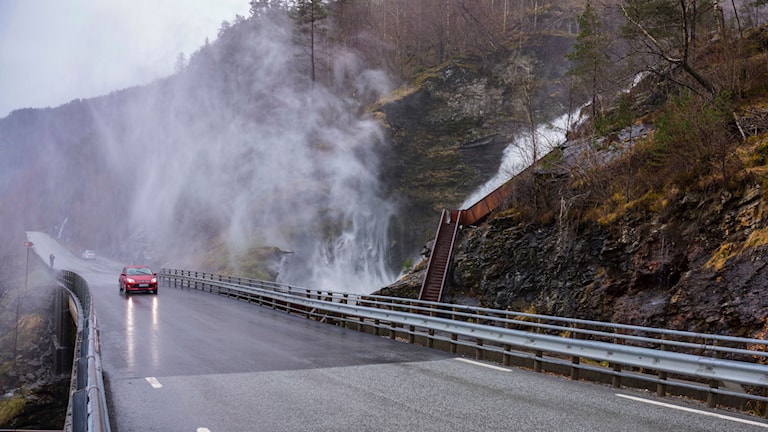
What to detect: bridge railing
<box><xmin>160</xmin><ymin>268</ymin><xmax>768</xmax><ymax>416</ymax></box>
<box><xmin>57</xmin><ymin>271</ymin><xmax>110</xmax><ymax>432</ymax></box>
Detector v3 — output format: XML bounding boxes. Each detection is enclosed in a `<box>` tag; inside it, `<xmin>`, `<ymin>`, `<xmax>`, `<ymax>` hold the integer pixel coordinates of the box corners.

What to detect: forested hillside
<box><xmin>384</xmin><ymin>0</ymin><xmax>768</xmax><ymax>345</ymax></box>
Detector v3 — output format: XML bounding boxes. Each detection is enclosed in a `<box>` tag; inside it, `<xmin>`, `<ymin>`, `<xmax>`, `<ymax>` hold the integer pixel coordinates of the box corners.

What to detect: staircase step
<box><xmin>420</xmin><ymin>210</ymin><xmax>464</xmax><ymax>303</ymax></box>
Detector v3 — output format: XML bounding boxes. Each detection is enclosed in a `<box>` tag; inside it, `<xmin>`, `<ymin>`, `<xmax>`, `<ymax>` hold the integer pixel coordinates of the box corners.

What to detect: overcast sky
<box><xmin>0</xmin><ymin>0</ymin><xmax>251</xmax><ymax>118</ymax></box>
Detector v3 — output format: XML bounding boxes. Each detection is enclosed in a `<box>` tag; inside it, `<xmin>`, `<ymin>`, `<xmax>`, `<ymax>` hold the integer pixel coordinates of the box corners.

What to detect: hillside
<box><xmin>3</xmin><ymin>1</ymin><xmax>768</xmax><ymax>424</ymax></box>
<box><xmin>382</xmin><ymin>25</ymin><xmax>768</xmax><ymax>341</ymax></box>
<box><xmin>1</xmin><ymin>2</ymin><xmax>766</xmax><ymax>340</ymax></box>
<box><xmin>376</xmin><ymin>33</ymin><xmax>576</xmax><ymax>263</ymax></box>
<box><xmin>0</xmin><ymin>2</ymin><xmax>585</xmax><ymax>293</ymax></box>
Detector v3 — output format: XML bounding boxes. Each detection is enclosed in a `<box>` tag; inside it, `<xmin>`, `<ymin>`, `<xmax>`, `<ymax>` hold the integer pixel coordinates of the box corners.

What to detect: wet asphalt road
<box><xmin>26</xmin><ymin>232</ymin><xmax>768</xmax><ymax>432</ymax></box>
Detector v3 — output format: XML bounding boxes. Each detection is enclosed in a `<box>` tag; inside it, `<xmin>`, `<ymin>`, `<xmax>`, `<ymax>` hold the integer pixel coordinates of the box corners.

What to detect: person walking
<box><xmin>49</xmin><ymin>253</ymin><xmax>55</xmax><ymax>268</ymax></box>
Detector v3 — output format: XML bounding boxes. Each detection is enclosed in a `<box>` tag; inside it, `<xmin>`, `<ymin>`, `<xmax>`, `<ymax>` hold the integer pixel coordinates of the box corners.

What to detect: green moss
<box><xmin>0</xmin><ymin>396</ymin><xmax>26</xmax><ymax>426</ymax></box>
<box><xmin>540</xmin><ymin>147</ymin><xmax>564</xmax><ymax>169</ymax></box>
<box><xmin>401</xmin><ymin>257</ymin><xmax>414</xmax><ymax>273</ymax></box>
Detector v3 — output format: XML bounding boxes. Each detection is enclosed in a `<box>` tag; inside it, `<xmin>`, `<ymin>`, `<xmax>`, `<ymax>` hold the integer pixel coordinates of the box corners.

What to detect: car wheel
<box><xmin>153</xmin><ymin>289</ymin><xmax>158</xmax><ymax>295</ymax></box>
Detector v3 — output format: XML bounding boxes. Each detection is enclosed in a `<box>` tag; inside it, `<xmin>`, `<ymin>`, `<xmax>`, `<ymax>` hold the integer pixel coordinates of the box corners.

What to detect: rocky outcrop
<box><xmin>0</xmin><ymin>259</ymin><xmax>68</xmax><ymax>429</ymax></box>
<box><xmin>376</xmin><ymin>35</ymin><xmax>574</xmax><ymax>268</ymax></box>
<box><xmin>453</xmin><ymin>184</ymin><xmax>767</xmax><ymax>335</ymax></box>
<box><xmin>383</xmin><ymin>136</ymin><xmax>768</xmax><ymax>339</ymax></box>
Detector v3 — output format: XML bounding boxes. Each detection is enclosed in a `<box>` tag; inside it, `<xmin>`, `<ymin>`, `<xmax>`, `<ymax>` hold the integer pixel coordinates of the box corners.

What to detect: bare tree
<box><xmin>620</xmin><ymin>0</ymin><xmax>717</xmax><ymax>97</ymax></box>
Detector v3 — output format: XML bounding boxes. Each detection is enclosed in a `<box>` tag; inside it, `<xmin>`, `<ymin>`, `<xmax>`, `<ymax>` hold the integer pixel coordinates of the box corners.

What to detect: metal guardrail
<box><xmin>161</xmin><ymin>268</ymin><xmax>768</xmax><ymax>416</ymax></box>
<box><xmin>57</xmin><ymin>271</ymin><xmax>110</xmax><ymax>432</ymax></box>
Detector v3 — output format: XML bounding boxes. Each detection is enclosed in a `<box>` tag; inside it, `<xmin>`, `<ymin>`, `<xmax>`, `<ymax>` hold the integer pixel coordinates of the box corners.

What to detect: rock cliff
<box><xmin>376</xmin><ymin>35</ymin><xmax>574</xmax><ymax>268</ymax></box>
<box><xmin>382</xmin><ymin>111</ymin><xmax>768</xmax><ymax>339</ymax></box>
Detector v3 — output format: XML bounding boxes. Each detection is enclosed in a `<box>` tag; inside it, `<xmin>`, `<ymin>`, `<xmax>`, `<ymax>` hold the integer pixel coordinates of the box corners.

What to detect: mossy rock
<box><xmin>0</xmin><ymin>396</ymin><xmax>26</xmax><ymax>427</ymax></box>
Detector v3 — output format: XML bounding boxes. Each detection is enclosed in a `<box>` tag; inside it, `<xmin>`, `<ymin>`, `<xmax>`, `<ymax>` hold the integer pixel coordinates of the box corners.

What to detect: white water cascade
<box><xmin>461</xmin><ymin>112</ymin><xmax>576</xmax><ymax>209</ymax></box>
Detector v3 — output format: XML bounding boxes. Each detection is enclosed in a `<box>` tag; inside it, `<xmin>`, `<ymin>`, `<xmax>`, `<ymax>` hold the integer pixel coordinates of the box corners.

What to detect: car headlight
<box><xmin>150</xmin><ymin>277</ymin><xmax>157</xmax><ymax>283</ymax></box>
<box><xmin>126</xmin><ymin>278</ymin><xmax>135</xmax><ymax>284</ymax></box>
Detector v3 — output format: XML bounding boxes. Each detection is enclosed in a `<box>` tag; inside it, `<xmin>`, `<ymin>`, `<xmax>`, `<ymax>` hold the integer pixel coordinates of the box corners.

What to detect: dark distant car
<box><xmin>82</xmin><ymin>250</ymin><xmax>96</xmax><ymax>260</ymax></box>
<box><xmin>119</xmin><ymin>265</ymin><xmax>158</xmax><ymax>295</ymax></box>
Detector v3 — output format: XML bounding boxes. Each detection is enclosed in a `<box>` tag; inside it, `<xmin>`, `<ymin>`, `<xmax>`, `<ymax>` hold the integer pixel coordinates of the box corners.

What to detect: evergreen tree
<box><xmin>291</xmin><ymin>0</ymin><xmax>329</xmax><ymax>83</ymax></box>
<box><xmin>566</xmin><ymin>1</ymin><xmax>611</xmax><ymax>128</ymax></box>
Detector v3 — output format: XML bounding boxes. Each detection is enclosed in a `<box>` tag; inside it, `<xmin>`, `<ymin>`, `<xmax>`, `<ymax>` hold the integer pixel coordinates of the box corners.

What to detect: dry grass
<box><xmin>706</xmin><ymin>226</ymin><xmax>768</xmax><ymax>271</ymax></box>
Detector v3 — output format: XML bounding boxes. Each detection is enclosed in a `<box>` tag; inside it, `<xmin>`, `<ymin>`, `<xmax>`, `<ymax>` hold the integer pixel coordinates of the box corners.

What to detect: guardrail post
<box><xmin>611</xmin><ymin>328</ymin><xmax>623</xmax><ymax>388</ymax></box>
<box><xmin>534</xmin><ymin>317</ymin><xmax>543</xmax><ymax>373</ymax></box>
<box><xmin>570</xmin><ymin>323</ymin><xmax>580</xmax><ymax>380</ymax></box>
<box><xmin>342</xmin><ymin>294</ymin><xmax>349</xmax><ymax>328</ymax></box>
<box><xmin>475</xmin><ymin>339</ymin><xmax>484</xmax><ymax>360</ymax></box>
<box><xmin>448</xmin><ymin>307</ymin><xmax>459</xmax><ymax>354</ymax></box>
<box><xmin>389</xmin><ymin>305</ymin><xmax>397</xmax><ymax>340</ymax></box>
<box><xmin>503</xmin><ymin>313</ymin><xmax>512</xmax><ymax>366</ymax></box>
<box><xmin>657</xmin><ymin>334</ymin><xmax>669</xmax><ymax>396</ymax></box>
<box><xmin>707</xmin><ymin>380</ymin><xmax>719</xmax><ymax>408</ymax></box>
<box><xmin>70</xmin><ymin>389</ymin><xmax>87</xmax><ymax>432</ymax></box>
<box><xmin>707</xmin><ymin>338</ymin><xmax>721</xmax><ymax>408</ymax></box>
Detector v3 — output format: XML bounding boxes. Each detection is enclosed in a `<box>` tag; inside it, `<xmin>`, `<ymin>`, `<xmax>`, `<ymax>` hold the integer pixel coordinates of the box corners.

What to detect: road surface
<box><xmin>26</xmin><ymin>231</ymin><xmax>768</xmax><ymax>431</ymax></box>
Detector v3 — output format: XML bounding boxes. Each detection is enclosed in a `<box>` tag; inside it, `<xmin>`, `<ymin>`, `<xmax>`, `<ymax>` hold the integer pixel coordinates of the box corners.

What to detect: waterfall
<box><xmin>461</xmin><ymin>112</ymin><xmax>575</xmax><ymax>209</ymax></box>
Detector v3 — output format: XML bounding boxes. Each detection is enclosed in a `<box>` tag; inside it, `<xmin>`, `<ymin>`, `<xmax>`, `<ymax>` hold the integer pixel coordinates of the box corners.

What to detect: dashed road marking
<box><xmin>196</xmin><ymin>428</ymin><xmax>211</xmax><ymax>432</ymax></box>
<box><xmin>145</xmin><ymin>376</ymin><xmax>162</xmax><ymax>389</ymax></box>
<box><xmin>455</xmin><ymin>357</ymin><xmax>511</xmax><ymax>372</ymax></box>
<box><xmin>616</xmin><ymin>393</ymin><xmax>768</xmax><ymax>428</ymax></box>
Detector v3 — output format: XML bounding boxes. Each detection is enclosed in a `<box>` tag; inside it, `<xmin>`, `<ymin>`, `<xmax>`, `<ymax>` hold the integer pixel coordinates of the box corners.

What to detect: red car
<box><xmin>119</xmin><ymin>265</ymin><xmax>158</xmax><ymax>295</ymax></box>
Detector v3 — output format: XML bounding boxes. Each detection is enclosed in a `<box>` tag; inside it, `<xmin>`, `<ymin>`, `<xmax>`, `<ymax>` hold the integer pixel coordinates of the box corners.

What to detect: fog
<box><xmin>0</xmin><ymin>0</ymin><xmax>251</xmax><ymax>118</ymax></box>
<box><xmin>2</xmin><ymin>11</ymin><xmax>398</xmax><ymax>294</ymax></box>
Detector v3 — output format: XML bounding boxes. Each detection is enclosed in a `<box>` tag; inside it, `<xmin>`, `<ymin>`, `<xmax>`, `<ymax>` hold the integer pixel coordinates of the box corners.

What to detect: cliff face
<box><xmin>453</xmin><ymin>182</ymin><xmax>768</xmax><ymax>337</ymax></box>
<box><xmin>377</xmin><ymin>35</ymin><xmax>574</xmax><ymax>267</ymax></box>
<box><xmin>376</xmin><ymin>26</ymin><xmax>768</xmax><ymax>339</ymax></box>
<box><xmin>381</xmin><ymin>121</ymin><xmax>768</xmax><ymax>339</ymax></box>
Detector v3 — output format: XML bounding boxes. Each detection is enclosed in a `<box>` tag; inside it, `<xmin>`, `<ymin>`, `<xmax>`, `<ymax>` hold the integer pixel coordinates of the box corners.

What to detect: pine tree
<box><xmin>566</xmin><ymin>1</ymin><xmax>611</xmax><ymax>127</ymax></box>
<box><xmin>291</xmin><ymin>0</ymin><xmax>329</xmax><ymax>83</ymax></box>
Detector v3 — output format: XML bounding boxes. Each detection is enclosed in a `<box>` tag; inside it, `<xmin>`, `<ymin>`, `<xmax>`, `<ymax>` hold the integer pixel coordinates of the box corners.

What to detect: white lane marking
<box><xmin>616</xmin><ymin>394</ymin><xmax>768</xmax><ymax>428</ymax></box>
<box><xmin>145</xmin><ymin>376</ymin><xmax>163</xmax><ymax>389</ymax></box>
<box><xmin>196</xmin><ymin>428</ymin><xmax>211</xmax><ymax>432</ymax></box>
<box><xmin>455</xmin><ymin>357</ymin><xmax>511</xmax><ymax>372</ymax></box>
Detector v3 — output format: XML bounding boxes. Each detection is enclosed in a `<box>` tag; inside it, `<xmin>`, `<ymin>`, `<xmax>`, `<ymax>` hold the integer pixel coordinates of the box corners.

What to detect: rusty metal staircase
<box><xmin>418</xmin><ymin>209</ymin><xmax>462</xmax><ymax>303</ymax></box>
<box><xmin>419</xmin><ymin>180</ymin><xmax>517</xmax><ymax>303</ymax></box>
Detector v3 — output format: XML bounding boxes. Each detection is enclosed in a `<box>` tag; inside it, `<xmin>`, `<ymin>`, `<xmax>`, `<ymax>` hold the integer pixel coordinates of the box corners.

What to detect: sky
<box><xmin>0</xmin><ymin>0</ymin><xmax>252</xmax><ymax>118</ymax></box>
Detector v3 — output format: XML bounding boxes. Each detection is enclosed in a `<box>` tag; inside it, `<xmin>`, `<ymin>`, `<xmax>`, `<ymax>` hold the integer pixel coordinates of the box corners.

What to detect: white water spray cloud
<box><xmin>89</xmin><ymin>13</ymin><xmax>396</xmax><ymax>294</ymax></box>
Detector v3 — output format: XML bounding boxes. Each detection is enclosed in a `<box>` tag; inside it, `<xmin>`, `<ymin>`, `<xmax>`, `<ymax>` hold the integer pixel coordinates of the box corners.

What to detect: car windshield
<box><xmin>127</xmin><ymin>267</ymin><xmax>153</xmax><ymax>276</ymax></box>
